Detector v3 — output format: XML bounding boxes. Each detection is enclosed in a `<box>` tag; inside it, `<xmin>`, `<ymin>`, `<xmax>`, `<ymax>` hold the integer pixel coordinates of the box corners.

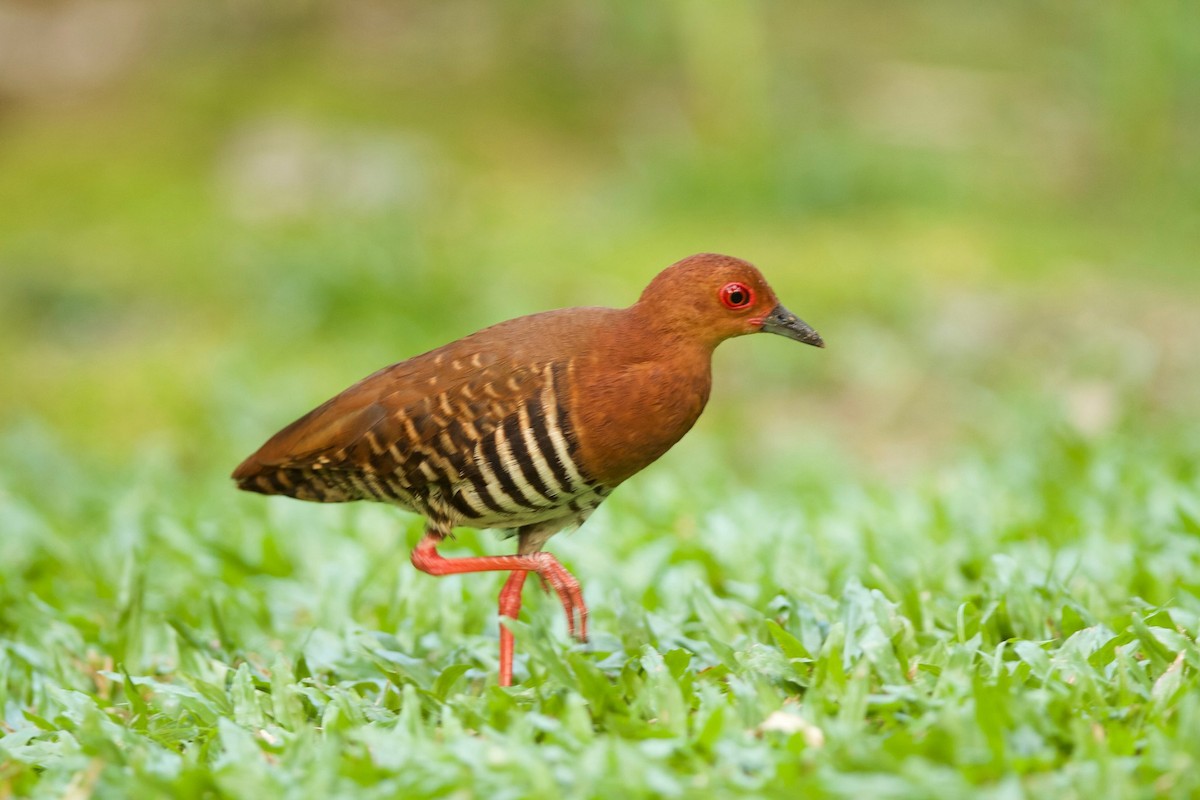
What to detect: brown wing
<box><xmin>232</xmin><ymin>345</ymin><xmax>549</xmax><ymax>508</ymax></box>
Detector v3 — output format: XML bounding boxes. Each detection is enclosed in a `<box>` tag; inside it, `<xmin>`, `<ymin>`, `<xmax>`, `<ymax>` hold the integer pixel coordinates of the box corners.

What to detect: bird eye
<box><xmin>719</xmin><ymin>282</ymin><xmax>753</xmax><ymax>310</ymax></box>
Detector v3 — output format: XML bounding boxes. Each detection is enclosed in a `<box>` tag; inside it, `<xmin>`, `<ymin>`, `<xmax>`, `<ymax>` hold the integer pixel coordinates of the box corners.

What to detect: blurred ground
<box><xmin>1</xmin><ymin>0</ymin><xmax>1197</xmax><ymax>479</ymax></box>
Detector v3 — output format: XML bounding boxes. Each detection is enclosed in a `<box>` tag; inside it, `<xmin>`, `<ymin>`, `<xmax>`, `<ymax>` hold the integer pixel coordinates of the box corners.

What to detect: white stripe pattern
<box><xmin>517</xmin><ymin>399</ymin><xmax>564</xmax><ymax>498</ymax></box>
<box><xmin>540</xmin><ymin>365</ymin><xmax>590</xmax><ymax>490</ymax></box>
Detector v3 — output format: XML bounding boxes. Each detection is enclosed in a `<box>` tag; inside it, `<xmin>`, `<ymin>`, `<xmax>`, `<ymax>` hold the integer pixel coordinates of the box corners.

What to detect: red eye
<box><xmin>719</xmin><ymin>282</ymin><xmax>754</xmax><ymax>310</ymax></box>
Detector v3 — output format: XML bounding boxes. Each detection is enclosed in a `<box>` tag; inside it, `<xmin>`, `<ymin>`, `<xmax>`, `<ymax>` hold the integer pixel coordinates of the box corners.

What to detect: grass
<box><xmin>2</xmin><ymin>2</ymin><xmax>1200</xmax><ymax>797</ymax></box>
<box><xmin>3</xmin><ymin>420</ymin><xmax>1200</xmax><ymax>798</ymax></box>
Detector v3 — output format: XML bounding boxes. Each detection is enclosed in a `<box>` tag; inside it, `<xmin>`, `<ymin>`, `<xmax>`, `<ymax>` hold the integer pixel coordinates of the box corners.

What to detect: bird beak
<box><xmin>760</xmin><ymin>304</ymin><xmax>825</xmax><ymax>348</ymax></box>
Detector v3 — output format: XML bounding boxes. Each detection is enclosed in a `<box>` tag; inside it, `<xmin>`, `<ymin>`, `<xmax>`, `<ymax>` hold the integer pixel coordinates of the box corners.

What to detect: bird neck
<box><xmin>570</xmin><ymin>306</ymin><xmax>717</xmax><ymax>488</ymax></box>
<box><xmin>623</xmin><ymin>299</ymin><xmax>726</xmax><ymax>355</ymax></box>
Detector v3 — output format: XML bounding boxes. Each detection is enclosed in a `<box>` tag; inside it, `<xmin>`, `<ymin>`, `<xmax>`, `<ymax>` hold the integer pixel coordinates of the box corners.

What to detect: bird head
<box><xmin>636</xmin><ymin>253</ymin><xmax>825</xmax><ymax>349</ymax></box>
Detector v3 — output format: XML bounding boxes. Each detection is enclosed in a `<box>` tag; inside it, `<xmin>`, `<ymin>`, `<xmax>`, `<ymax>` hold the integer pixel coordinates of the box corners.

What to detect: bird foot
<box><xmin>528</xmin><ymin>552</ymin><xmax>588</xmax><ymax>643</ymax></box>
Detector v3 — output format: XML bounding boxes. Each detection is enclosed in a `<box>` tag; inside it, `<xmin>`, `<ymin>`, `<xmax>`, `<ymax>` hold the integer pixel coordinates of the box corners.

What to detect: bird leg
<box><xmin>410</xmin><ymin>532</ymin><xmax>588</xmax><ymax>685</ymax></box>
<box><xmin>497</xmin><ymin>571</ymin><xmax>527</xmax><ymax>687</ymax></box>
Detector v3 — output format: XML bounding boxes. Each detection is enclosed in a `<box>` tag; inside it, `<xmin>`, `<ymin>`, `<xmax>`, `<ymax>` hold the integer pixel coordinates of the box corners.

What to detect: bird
<box><xmin>232</xmin><ymin>253</ymin><xmax>824</xmax><ymax>686</ymax></box>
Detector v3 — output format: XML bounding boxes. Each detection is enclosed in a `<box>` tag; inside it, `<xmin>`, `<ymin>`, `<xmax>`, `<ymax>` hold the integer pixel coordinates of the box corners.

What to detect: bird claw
<box><xmin>533</xmin><ymin>555</ymin><xmax>589</xmax><ymax>644</ymax></box>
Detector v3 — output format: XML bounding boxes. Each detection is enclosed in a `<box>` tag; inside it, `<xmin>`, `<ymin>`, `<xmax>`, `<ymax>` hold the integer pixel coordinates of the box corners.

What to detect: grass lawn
<box><xmin>4</xmin><ymin>407</ymin><xmax>1200</xmax><ymax>798</ymax></box>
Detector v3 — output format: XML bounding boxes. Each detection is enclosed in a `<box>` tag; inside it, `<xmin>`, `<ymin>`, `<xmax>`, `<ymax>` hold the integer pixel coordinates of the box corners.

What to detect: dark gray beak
<box><xmin>761</xmin><ymin>304</ymin><xmax>824</xmax><ymax>348</ymax></box>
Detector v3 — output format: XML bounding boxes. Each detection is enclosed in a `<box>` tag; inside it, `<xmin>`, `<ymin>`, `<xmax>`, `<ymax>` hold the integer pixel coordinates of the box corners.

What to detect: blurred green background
<box><xmin>1</xmin><ymin>0</ymin><xmax>1197</xmax><ymax>487</ymax></box>
<box><xmin>3</xmin><ymin>4</ymin><xmax>1200</xmax><ymax>795</ymax></box>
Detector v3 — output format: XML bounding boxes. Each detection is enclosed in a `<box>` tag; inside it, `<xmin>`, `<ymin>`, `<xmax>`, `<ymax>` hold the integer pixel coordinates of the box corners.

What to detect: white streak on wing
<box><xmin>518</xmin><ymin>399</ymin><xmax>563</xmax><ymax>498</ymax></box>
<box><xmin>494</xmin><ymin>420</ymin><xmax>551</xmax><ymax>507</ymax></box>
<box><xmin>472</xmin><ymin>437</ymin><xmax>529</xmax><ymax>514</ymax></box>
<box><xmin>453</xmin><ymin>485</ymin><xmax>492</xmax><ymax>517</ymax></box>
<box><xmin>541</xmin><ymin>365</ymin><xmax>589</xmax><ymax>491</ymax></box>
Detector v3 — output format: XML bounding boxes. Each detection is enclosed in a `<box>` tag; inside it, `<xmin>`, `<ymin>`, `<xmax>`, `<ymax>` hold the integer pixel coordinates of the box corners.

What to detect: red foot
<box><xmin>410</xmin><ymin>534</ymin><xmax>589</xmax><ymax>687</ymax></box>
<box><xmin>498</xmin><ymin>572</ymin><xmax>527</xmax><ymax>687</ymax></box>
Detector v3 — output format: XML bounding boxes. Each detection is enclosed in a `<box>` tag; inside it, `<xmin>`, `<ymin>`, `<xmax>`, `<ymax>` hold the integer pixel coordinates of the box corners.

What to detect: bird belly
<box><xmin>445</xmin><ymin>482</ymin><xmax>607</xmax><ymax>531</ymax></box>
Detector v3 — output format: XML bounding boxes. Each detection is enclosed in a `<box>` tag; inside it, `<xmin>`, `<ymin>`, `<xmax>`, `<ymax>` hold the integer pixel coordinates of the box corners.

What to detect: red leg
<box><xmin>410</xmin><ymin>534</ymin><xmax>588</xmax><ymax>679</ymax></box>
<box><xmin>497</xmin><ymin>571</ymin><xmax>527</xmax><ymax>686</ymax></box>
